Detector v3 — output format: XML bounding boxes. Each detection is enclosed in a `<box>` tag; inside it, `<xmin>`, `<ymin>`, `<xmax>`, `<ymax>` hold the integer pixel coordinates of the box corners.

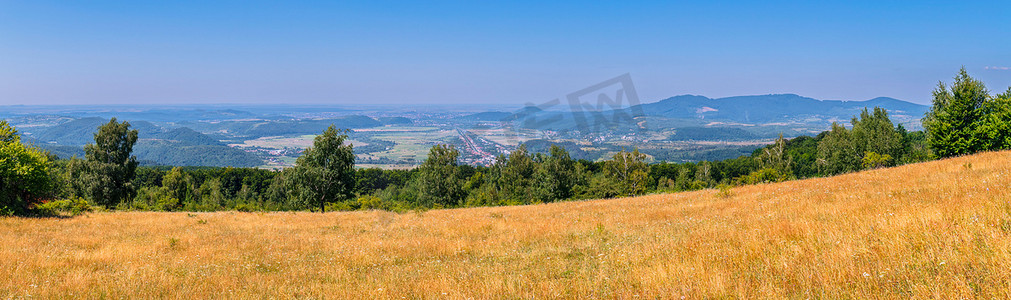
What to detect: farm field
<box><xmin>363</xmin><ymin>127</ymin><xmax>456</xmax><ymax>165</ymax></box>
<box><xmin>3</xmin><ymin>151</ymin><xmax>1011</xmax><ymax>298</ymax></box>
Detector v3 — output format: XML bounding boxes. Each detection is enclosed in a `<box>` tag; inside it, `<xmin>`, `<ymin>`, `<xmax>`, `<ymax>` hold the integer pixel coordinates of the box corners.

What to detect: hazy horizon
<box><xmin>2</xmin><ymin>1</ymin><xmax>1009</xmax><ymax>106</ymax></box>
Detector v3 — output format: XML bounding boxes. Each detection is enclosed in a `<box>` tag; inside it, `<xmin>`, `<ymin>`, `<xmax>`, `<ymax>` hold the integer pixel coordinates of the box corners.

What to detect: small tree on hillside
<box><xmin>817</xmin><ymin>122</ymin><xmax>860</xmax><ymax>175</ymax></box>
<box><xmin>759</xmin><ymin>133</ymin><xmax>793</xmax><ymax>173</ymax></box>
<box><xmin>69</xmin><ymin>118</ymin><xmax>139</xmax><ymax>208</ymax></box>
<box><xmin>498</xmin><ymin>144</ymin><xmax>536</xmax><ymax>202</ymax></box>
<box><xmin>604</xmin><ymin>148</ymin><xmax>650</xmax><ymax>196</ymax></box>
<box><xmin>289</xmin><ymin>125</ymin><xmax>355</xmax><ymax>212</ymax></box>
<box><xmin>923</xmin><ymin>67</ymin><xmax>989</xmax><ymax>158</ymax></box>
<box><xmin>532</xmin><ymin>144</ymin><xmax>577</xmax><ymax>202</ymax></box>
<box><xmin>417</xmin><ymin>144</ymin><xmax>465</xmax><ymax>207</ymax></box>
<box><xmin>851</xmin><ymin>107</ymin><xmax>904</xmax><ymax>160</ymax></box>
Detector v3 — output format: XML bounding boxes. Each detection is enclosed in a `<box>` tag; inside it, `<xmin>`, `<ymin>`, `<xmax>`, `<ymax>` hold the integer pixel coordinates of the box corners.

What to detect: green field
<box><xmin>360</xmin><ymin>127</ymin><xmax>456</xmax><ymax>165</ymax></box>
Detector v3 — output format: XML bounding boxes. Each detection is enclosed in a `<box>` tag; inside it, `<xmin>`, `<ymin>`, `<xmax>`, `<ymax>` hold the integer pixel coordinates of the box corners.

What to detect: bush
<box><xmin>234</xmin><ymin>203</ymin><xmax>261</xmax><ymax>212</ymax></box>
<box><xmin>735</xmin><ymin>168</ymin><xmax>791</xmax><ymax>185</ymax></box>
<box><xmin>324</xmin><ymin>201</ymin><xmax>353</xmax><ymax>212</ymax></box>
<box><xmin>33</xmin><ymin>197</ymin><xmax>93</xmax><ymax>216</ymax></box>
<box><xmin>0</xmin><ymin>206</ymin><xmax>14</xmax><ymax>217</ymax></box>
<box><xmin>1</xmin><ymin>121</ymin><xmax>55</xmax><ymax>215</ymax></box>
<box><xmin>355</xmin><ymin>195</ymin><xmax>385</xmax><ymax>210</ymax></box>
<box><xmin>861</xmin><ymin>151</ymin><xmax>893</xmax><ymax>169</ymax></box>
<box><xmin>716</xmin><ymin>184</ymin><xmax>734</xmax><ymax>199</ymax></box>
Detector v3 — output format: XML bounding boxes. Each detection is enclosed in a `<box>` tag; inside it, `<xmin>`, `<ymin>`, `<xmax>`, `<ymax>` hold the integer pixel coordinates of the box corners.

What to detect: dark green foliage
<box><xmin>498</xmin><ymin>144</ymin><xmax>536</xmax><ymax>201</ymax></box>
<box><xmin>779</xmin><ymin>134</ymin><xmax>822</xmax><ymax>178</ymax></box>
<box><xmin>976</xmin><ymin>88</ymin><xmax>1011</xmax><ymax>151</ymax></box>
<box><xmin>924</xmin><ymin>68</ymin><xmax>990</xmax><ymax>158</ymax></box>
<box><xmin>532</xmin><ymin>145</ymin><xmax>578</xmax><ymax>202</ymax></box>
<box><xmin>69</xmin><ymin>118</ymin><xmax>140</xmax><ymax>208</ymax></box>
<box><xmin>851</xmin><ymin>107</ymin><xmax>905</xmax><ymax>160</ymax></box>
<box><xmin>417</xmin><ymin>144</ymin><xmax>465</xmax><ymax>207</ymax></box>
<box><xmin>817</xmin><ymin>123</ymin><xmax>860</xmax><ymax>174</ymax></box>
<box><xmin>132</xmin><ymin>141</ymin><xmax>262</xmax><ymax>167</ymax></box>
<box><xmin>816</xmin><ymin>108</ymin><xmax>907</xmax><ymax>175</ymax></box>
<box><xmin>921</xmin><ymin>68</ymin><xmax>1011</xmax><ymax>157</ymax></box>
<box><xmin>603</xmin><ymin>148</ymin><xmax>650</xmax><ymax>197</ymax></box>
<box><xmin>288</xmin><ymin>125</ymin><xmax>355</xmax><ymax>212</ymax></box>
<box><xmin>354</xmin><ymin>168</ymin><xmax>414</xmax><ymax>195</ymax></box>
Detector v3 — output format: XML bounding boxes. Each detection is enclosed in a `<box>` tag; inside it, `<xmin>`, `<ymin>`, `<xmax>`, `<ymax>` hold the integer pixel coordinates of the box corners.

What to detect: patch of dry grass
<box><xmin>3</xmin><ymin>152</ymin><xmax>1011</xmax><ymax>298</ymax></box>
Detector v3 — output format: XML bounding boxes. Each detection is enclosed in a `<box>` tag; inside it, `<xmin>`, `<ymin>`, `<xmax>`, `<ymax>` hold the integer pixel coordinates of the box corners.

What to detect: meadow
<box><xmin>3</xmin><ymin>151</ymin><xmax>1011</xmax><ymax>298</ymax></box>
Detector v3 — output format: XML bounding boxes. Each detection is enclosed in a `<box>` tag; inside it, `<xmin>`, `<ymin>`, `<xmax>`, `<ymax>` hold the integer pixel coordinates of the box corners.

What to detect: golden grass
<box><xmin>4</xmin><ymin>151</ymin><xmax>1011</xmax><ymax>298</ymax></box>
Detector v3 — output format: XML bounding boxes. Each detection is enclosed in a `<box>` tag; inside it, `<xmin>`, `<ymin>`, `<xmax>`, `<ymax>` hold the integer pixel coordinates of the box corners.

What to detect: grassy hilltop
<box><xmin>3</xmin><ymin>151</ymin><xmax>1011</xmax><ymax>298</ymax></box>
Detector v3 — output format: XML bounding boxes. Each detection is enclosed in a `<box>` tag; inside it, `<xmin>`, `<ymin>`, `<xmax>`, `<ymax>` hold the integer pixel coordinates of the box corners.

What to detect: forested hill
<box><xmin>24</xmin><ymin>117</ymin><xmax>261</xmax><ymax>167</ymax></box>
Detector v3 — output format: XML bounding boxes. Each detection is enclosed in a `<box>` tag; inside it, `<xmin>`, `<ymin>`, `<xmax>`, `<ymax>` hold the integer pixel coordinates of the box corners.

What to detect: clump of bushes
<box><xmin>33</xmin><ymin>197</ymin><xmax>93</xmax><ymax>216</ymax></box>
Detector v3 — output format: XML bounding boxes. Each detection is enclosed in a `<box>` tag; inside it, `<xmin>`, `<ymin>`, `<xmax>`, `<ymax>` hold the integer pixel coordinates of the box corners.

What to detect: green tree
<box><xmin>604</xmin><ymin>148</ymin><xmax>650</xmax><ymax>196</ymax></box>
<box><xmin>923</xmin><ymin>68</ymin><xmax>989</xmax><ymax>158</ymax></box>
<box><xmin>417</xmin><ymin>144</ymin><xmax>464</xmax><ymax>207</ymax></box>
<box><xmin>976</xmin><ymin>88</ymin><xmax>1011</xmax><ymax>151</ymax></box>
<box><xmin>498</xmin><ymin>144</ymin><xmax>536</xmax><ymax>202</ymax></box>
<box><xmin>532</xmin><ymin>145</ymin><xmax>577</xmax><ymax>202</ymax></box>
<box><xmin>758</xmin><ymin>133</ymin><xmax>793</xmax><ymax>173</ymax></box>
<box><xmin>72</xmin><ymin>118</ymin><xmax>140</xmax><ymax>208</ymax></box>
<box><xmin>693</xmin><ymin>161</ymin><xmax>712</xmax><ymax>189</ymax></box>
<box><xmin>288</xmin><ymin>125</ymin><xmax>355</xmax><ymax>212</ymax></box>
<box><xmin>1</xmin><ymin>121</ymin><xmax>54</xmax><ymax>214</ymax></box>
<box><xmin>817</xmin><ymin>122</ymin><xmax>860</xmax><ymax>174</ymax></box>
<box><xmin>817</xmin><ymin>107</ymin><xmax>905</xmax><ymax>174</ymax></box>
<box><xmin>851</xmin><ymin>107</ymin><xmax>905</xmax><ymax>160</ymax></box>
<box><xmin>162</xmin><ymin>167</ymin><xmax>192</xmax><ymax>205</ymax></box>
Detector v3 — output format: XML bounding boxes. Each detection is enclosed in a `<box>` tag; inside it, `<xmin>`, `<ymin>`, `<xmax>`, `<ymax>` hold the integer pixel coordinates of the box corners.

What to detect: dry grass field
<box><xmin>4</xmin><ymin>152</ymin><xmax>1011</xmax><ymax>298</ymax></box>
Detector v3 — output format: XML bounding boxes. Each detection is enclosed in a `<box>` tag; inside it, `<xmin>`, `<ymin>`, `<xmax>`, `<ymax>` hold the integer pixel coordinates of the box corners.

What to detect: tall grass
<box><xmin>3</xmin><ymin>151</ymin><xmax>1011</xmax><ymax>298</ymax></box>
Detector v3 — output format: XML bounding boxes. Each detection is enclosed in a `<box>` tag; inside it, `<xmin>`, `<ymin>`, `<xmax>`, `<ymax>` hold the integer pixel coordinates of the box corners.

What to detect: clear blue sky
<box><xmin>1</xmin><ymin>0</ymin><xmax>1008</xmax><ymax>105</ymax></box>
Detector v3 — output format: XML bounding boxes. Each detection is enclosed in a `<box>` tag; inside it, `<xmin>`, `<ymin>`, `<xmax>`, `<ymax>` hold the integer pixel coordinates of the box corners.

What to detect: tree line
<box><xmin>2</xmin><ymin>68</ymin><xmax>1008</xmax><ymax>215</ymax></box>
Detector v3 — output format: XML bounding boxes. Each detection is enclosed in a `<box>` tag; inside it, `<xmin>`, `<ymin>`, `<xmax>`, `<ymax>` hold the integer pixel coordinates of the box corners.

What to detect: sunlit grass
<box><xmin>3</xmin><ymin>151</ymin><xmax>1011</xmax><ymax>298</ymax></box>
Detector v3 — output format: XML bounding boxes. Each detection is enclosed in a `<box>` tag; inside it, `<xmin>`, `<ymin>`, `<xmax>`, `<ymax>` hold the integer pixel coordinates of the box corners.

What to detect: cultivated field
<box><xmin>3</xmin><ymin>152</ymin><xmax>1011</xmax><ymax>298</ymax></box>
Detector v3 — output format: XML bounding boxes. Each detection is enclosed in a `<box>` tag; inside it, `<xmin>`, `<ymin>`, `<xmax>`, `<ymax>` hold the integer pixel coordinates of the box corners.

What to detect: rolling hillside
<box><xmin>2</xmin><ymin>152</ymin><xmax>1010</xmax><ymax>298</ymax></box>
<box><xmin>23</xmin><ymin>118</ymin><xmax>262</xmax><ymax>167</ymax></box>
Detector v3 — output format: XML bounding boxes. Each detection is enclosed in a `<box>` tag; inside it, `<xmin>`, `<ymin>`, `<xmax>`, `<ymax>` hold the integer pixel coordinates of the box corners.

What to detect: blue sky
<box><xmin>1</xmin><ymin>1</ymin><xmax>1008</xmax><ymax>105</ymax></box>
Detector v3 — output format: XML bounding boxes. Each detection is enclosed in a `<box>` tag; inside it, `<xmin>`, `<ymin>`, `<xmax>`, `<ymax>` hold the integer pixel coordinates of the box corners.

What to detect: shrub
<box><xmin>356</xmin><ymin>195</ymin><xmax>385</xmax><ymax>210</ymax></box>
<box><xmin>33</xmin><ymin>197</ymin><xmax>93</xmax><ymax>216</ymax></box>
<box><xmin>861</xmin><ymin>151</ymin><xmax>893</xmax><ymax>169</ymax></box>
<box><xmin>234</xmin><ymin>203</ymin><xmax>261</xmax><ymax>212</ymax></box>
<box><xmin>716</xmin><ymin>184</ymin><xmax>734</xmax><ymax>199</ymax></box>
<box><xmin>1</xmin><ymin>121</ymin><xmax>55</xmax><ymax>215</ymax></box>
<box><xmin>735</xmin><ymin>168</ymin><xmax>792</xmax><ymax>185</ymax></box>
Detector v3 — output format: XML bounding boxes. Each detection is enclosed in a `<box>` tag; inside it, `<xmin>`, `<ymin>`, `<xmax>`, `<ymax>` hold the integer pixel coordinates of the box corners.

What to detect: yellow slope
<box><xmin>3</xmin><ymin>151</ymin><xmax>1011</xmax><ymax>298</ymax></box>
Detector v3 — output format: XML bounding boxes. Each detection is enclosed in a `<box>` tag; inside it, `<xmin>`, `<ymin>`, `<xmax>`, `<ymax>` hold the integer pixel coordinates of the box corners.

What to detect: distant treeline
<box><xmin>2</xmin><ymin>68</ymin><xmax>1009</xmax><ymax>215</ymax></box>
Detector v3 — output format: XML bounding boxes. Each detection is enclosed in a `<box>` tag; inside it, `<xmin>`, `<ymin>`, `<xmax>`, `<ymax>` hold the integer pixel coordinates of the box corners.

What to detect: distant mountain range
<box><xmin>635</xmin><ymin>94</ymin><xmax>928</xmax><ymax>126</ymax></box>
<box><xmin>467</xmin><ymin>94</ymin><xmax>929</xmax><ymax>135</ymax></box>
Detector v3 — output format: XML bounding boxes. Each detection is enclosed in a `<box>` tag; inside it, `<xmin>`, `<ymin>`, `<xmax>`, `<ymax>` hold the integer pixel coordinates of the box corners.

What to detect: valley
<box><xmin>1</xmin><ymin>94</ymin><xmax>928</xmax><ymax>169</ymax></box>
